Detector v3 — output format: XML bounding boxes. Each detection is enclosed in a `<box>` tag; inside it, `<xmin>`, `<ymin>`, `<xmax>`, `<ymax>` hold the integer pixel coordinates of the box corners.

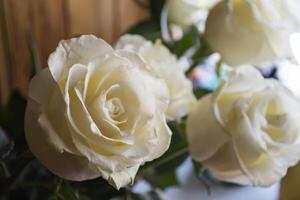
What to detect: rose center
<box><xmin>262</xmin><ymin>99</ymin><xmax>287</xmax><ymax>141</ymax></box>
<box><xmin>105</xmin><ymin>97</ymin><xmax>124</xmax><ymax>119</ymax></box>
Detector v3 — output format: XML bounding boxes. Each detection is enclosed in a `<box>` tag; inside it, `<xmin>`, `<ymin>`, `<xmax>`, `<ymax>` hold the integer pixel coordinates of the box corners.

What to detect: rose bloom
<box><xmin>167</xmin><ymin>0</ymin><xmax>221</xmax><ymax>27</ymax></box>
<box><xmin>204</xmin><ymin>0</ymin><xmax>300</xmax><ymax>66</ymax></box>
<box><xmin>25</xmin><ymin>35</ymin><xmax>172</xmax><ymax>189</ymax></box>
<box><xmin>187</xmin><ymin>65</ymin><xmax>300</xmax><ymax>186</ymax></box>
<box><xmin>116</xmin><ymin>34</ymin><xmax>196</xmax><ymax>121</ymax></box>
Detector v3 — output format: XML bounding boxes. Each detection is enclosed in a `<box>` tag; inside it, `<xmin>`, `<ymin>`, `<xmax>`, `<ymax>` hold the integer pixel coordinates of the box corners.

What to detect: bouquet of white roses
<box><xmin>1</xmin><ymin>0</ymin><xmax>300</xmax><ymax>199</ymax></box>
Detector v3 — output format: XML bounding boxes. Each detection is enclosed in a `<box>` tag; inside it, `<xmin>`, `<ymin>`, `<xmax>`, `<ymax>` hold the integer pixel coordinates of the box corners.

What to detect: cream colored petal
<box><xmin>187</xmin><ymin>95</ymin><xmax>230</xmax><ymax>161</ymax></box>
<box><xmin>115</xmin><ymin>50</ymin><xmax>147</xmax><ymax>71</ymax></box>
<box><xmin>66</xmin><ymin>89</ymin><xmax>138</xmax><ymax>170</ymax></box>
<box><xmin>146</xmin><ymin>114</ymin><xmax>172</xmax><ymax>160</ymax></box>
<box><xmin>204</xmin><ymin>139</ymin><xmax>284</xmax><ymax>187</ymax></box>
<box><xmin>63</xmin><ymin>64</ymin><xmax>159</xmax><ymax>171</ymax></box>
<box><xmin>26</xmin><ymin>68</ymin><xmax>76</xmax><ymax>153</ymax></box>
<box><xmin>166</xmin><ymin>78</ymin><xmax>196</xmax><ymax>120</ymax></box>
<box><xmin>167</xmin><ymin>0</ymin><xmax>217</xmax><ymax>27</ymax></box>
<box><xmin>213</xmin><ymin>66</ymin><xmax>267</xmax><ymax>127</ymax></box>
<box><xmin>89</xmin><ymin>76</ymin><xmax>142</xmax><ymax>138</ymax></box>
<box><xmin>72</xmin><ymin>86</ymin><xmax>133</xmax><ymax>146</ymax></box>
<box><xmin>48</xmin><ymin>35</ymin><xmax>113</xmax><ymax>82</ymax></box>
<box><xmin>116</xmin><ymin>34</ymin><xmax>196</xmax><ymax>120</ymax></box>
<box><xmin>115</xmin><ymin>34</ymin><xmax>152</xmax><ymax>53</ymax></box>
<box><xmin>85</xmin><ymin>52</ymin><xmax>145</xmax><ymax>102</ymax></box>
<box><xmin>88</xmin><ymin>89</ymin><xmax>129</xmax><ymax>140</ymax></box>
<box><xmin>204</xmin><ymin>0</ymin><xmax>297</xmax><ymax>66</ymax></box>
<box><xmin>25</xmin><ymin>69</ymin><xmax>100</xmax><ymax>180</ymax></box>
<box><xmin>99</xmin><ymin>165</ymin><xmax>140</xmax><ymax>190</ymax></box>
<box><xmin>205</xmin><ymin>66</ymin><xmax>300</xmax><ymax>186</ymax></box>
<box><xmin>210</xmin><ymin>143</ymin><xmax>289</xmax><ymax>187</ymax></box>
<box><xmin>203</xmin><ymin>141</ymin><xmax>251</xmax><ymax>185</ymax></box>
<box><xmin>27</xmin><ymin>68</ymin><xmax>55</xmax><ymax>105</ymax></box>
<box><xmin>223</xmin><ymin>108</ymin><xmax>269</xmax><ymax>185</ymax></box>
<box><xmin>26</xmin><ymin>106</ymin><xmax>99</xmax><ymax>181</ymax></box>
<box><xmin>221</xmin><ymin>65</ymin><xmax>265</xmax><ymax>93</ymax></box>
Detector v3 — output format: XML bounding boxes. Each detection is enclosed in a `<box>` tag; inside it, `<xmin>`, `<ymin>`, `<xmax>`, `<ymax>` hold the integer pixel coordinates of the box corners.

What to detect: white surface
<box><xmin>277</xmin><ymin>60</ymin><xmax>300</xmax><ymax>98</ymax></box>
<box><xmin>133</xmin><ymin>158</ymin><xmax>280</xmax><ymax>200</ymax></box>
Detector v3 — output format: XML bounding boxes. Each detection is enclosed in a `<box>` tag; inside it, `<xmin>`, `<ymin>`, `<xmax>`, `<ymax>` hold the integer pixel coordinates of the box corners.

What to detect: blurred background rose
<box><xmin>167</xmin><ymin>0</ymin><xmax>220</xmax><ymax>28</ymax></box>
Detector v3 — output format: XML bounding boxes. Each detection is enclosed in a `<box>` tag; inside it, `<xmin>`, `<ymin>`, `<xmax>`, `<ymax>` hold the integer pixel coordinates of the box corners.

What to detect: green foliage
<box><xmin>167</xmin><ymin>27</ymin><xmax>200</xmax><ymax>58</ymax></box>
<box><xmin>127</xmin><ymin>20</ymin><xmax>161</xmax><ymax>42</ymax></box>
<box><xmin>149</xmin><ymin>0</ymin><xmax>166</xmax><ymax>24</ymax></box>
<box><xmin>191</xmin><ymin>38</ymin><xmax>213</xmax><ymax>65</ymax></box>
<box><xmin>50</xmin><ymin>180</ymin><xmax>90</xmax><ymax>200</ymax></box>
<box><xmin>0</xmin><ymin>92</ymin><xmax>35</xmax><ymax>199</ymax></box>
<box><xmin>140</xmin><ymin>120</ymin><xmax>189</xmax><ymax>189</ymax></box>
<box><xmin>72</xmin><ymin>178</ymin><xmax>124</xmax><ymax>199</ymax></box>
<box><xmin>215</xmin><ymin>60</ymin><xmax>223</xmax><ymax>79</ymax></box>
<box><xmin>116</xmin><ymin>189</ymin><xmax>167</xmax><ymax>200</ymax></box>
<box><xmin>193</xmin><ymin>88</ymin><xmax>211</xmax><ymax>100</ymax></box>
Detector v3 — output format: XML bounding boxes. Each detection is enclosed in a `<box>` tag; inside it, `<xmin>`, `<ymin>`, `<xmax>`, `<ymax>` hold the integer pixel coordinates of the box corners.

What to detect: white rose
<box><xmin>25</xmin><ymin>35</ymin><xmax>172</xmax><ymax>189</ymax></box>
<box><xmin>204</xmin><ymin>0</ymin><xmax>300</xmax><ymax>66</ymax></box>
<box><xmin>187</xmin><ymin>65</ymin><xmax>300</xmax><ymax>186</ymax></box>
<box><xmin>167</xmin><ymin>0</ymin><xmax>221</xmax><ymax>27</ymax></box>
<box><xmin>115</xmin><ymin>34</ymin><xmax>196</xmax><ymax>121</ymax></box>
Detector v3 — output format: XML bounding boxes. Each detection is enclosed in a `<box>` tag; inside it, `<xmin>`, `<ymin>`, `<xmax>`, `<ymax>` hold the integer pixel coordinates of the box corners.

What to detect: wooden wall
<box><xmin>0</xmin><ymin>0</ymin><xmax>147</xmax><ymax>104</ymax></box>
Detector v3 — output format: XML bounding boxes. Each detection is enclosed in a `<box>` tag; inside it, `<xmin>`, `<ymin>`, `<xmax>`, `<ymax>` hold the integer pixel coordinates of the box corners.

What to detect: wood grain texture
<box><xmin>67</xmin><ymin>0</ymin><xmax>115</xmax><ymax>43</ymax></box>
<box><xmin>4</xmin><ymin>0</ymin><xmax>32</xmax><ymax>97</ymax></box>
<box><xmin>0</xmin><ymin>0</ymin><xmax>12</xmax><ymax>105</ymax></box>
<box><xmin>0</xmin><ymin>0</ymin><xmax>147</xmax><ymax>98</ymax></box>
<box><xmin>116</xmin><ymin>0</ymin><xmax>148</xmax><ymax>37</ymax></box>
<box><xmin>0</xmin><ymin>33</ymin><xmax>10</xmax><ymax>106</ymax></box>
<box><xmin>0</xmin><ymin>26</ymin><xmax>10</xmax><ymax>105</ymax></box>
<box><xmin>29</xmin><ymin>0</ymin><xmax>66</xmax><ymax>67</ymax></box>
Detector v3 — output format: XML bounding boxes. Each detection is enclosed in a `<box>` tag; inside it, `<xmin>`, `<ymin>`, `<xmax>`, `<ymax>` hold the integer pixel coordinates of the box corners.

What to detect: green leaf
<box><xmin>149</xmin><ymin>0</ymin><xmax>166</xmax><ymax>24</ymax></box>
<box><xmin>215</xmin><ymin>60</ymin><xmax>223</xmax><ymax>79</ymax></box>
<box><xmin>193</xmin><ymin>88</ymin><xmax>211</xmax><ymax>100</ymax></box>
<box><xmin>192</xmin><ymin>160</ymin><xmax>203</xmax><ymax>177</ymax></box>
<box><xmin>127</xmin><ymin>20</ymin><xmax>161</xmax><ymax>42</ymax></box>
<box><xmin>72</xmin><ymin>177</ymin><xmax>123</xmax><ymax>200</ymax></box>
<box><xmin>167</xmin><ymin>27</ymin><xmax>200</xmax><ymax>57</ymax></box>
<box><xmin>116</xmin><ymin>189</ymin><xmax>167</xmax><ymax>200</ymax></box>
<box><xmin>143</xmin><ymin>169</ymin><xmax>179</xmax><ymax>189</ymax></box>
<box><xmin>192</xmin><ymin>39</ymin><xmax>213</xmax><ymax>64</ymax></box>
<box><xmin>50</xmin><ymin>180</ymin><xmax>90</xmax><ymax>200</ymax></box>
<box><xmin>0</xmin><ymin>153</ymin><xmax>35</xmax><ymax>197</ymax></box>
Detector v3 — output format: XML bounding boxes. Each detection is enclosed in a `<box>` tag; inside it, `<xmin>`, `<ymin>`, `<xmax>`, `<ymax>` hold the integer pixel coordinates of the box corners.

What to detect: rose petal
<box><xmin>48</xmin><ymin>35</ymin><xmax>113</xmax><ymax>82</ymax></box>
<box><xmin>25</xmin><ymin>68</ymin><xmax>99</xmax><ymax>181</ymax></box>
<box><xmin>187</xmin><ymin>95</ymin><xmax>230</xmax><ymax>161</ymax></box>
